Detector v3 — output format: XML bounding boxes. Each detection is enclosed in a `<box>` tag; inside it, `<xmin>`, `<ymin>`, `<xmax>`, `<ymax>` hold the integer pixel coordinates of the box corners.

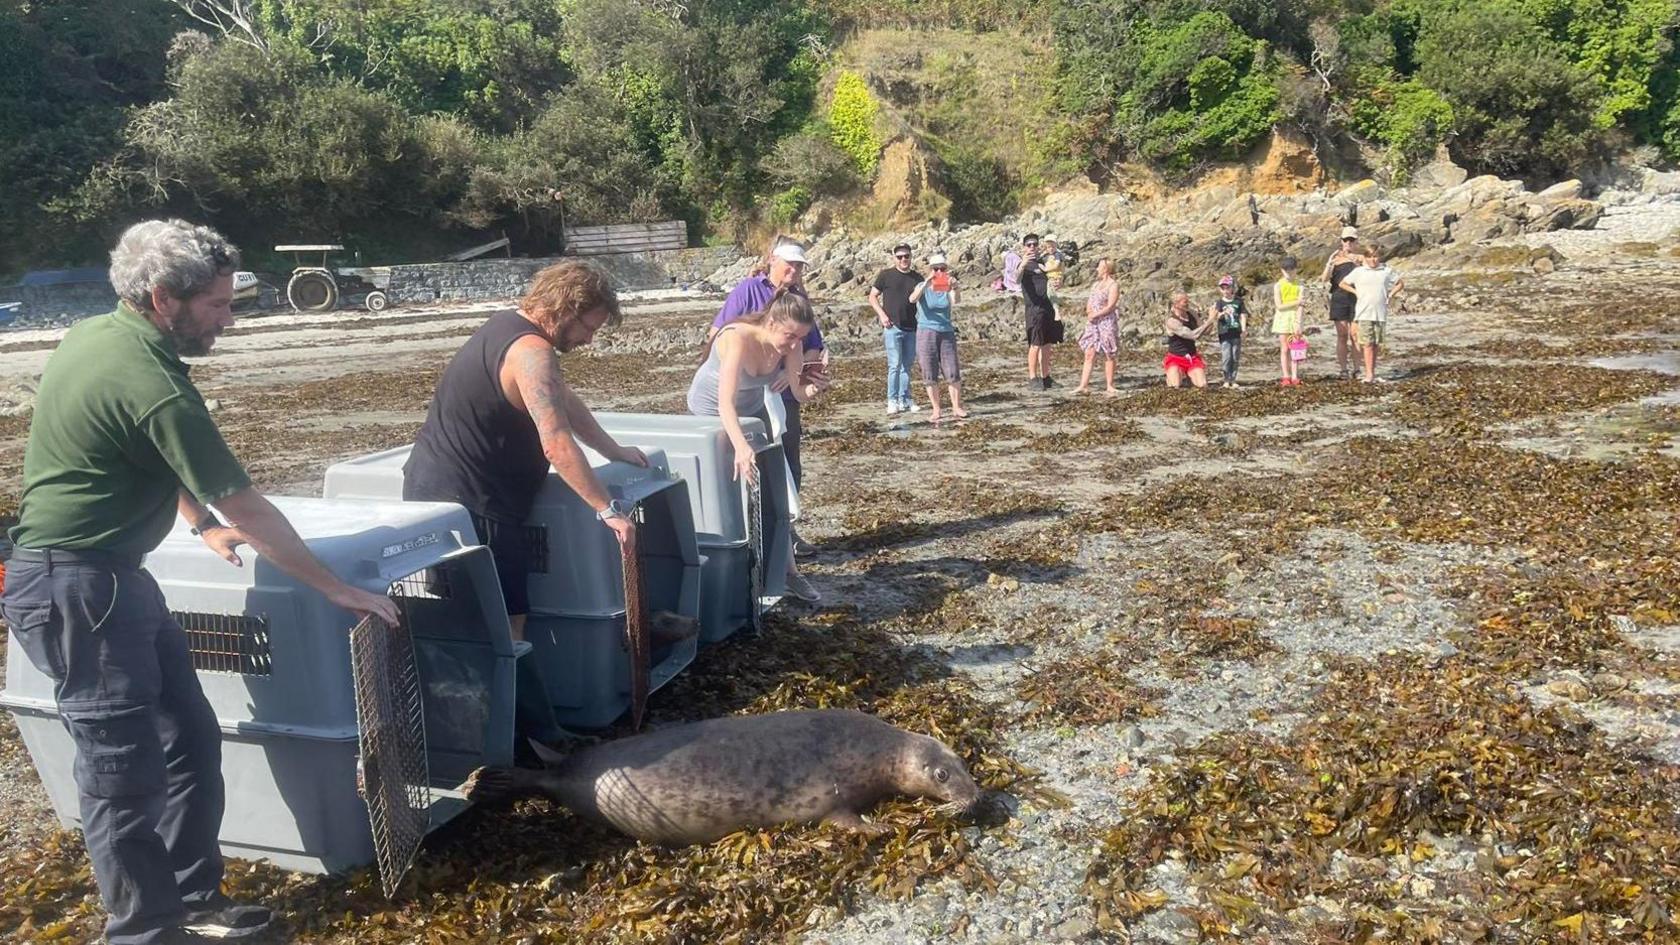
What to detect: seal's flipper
<box><xmin>463</xmin><ymin>766</ymin><xmax>545</xmax><ymax>807</ymax></box>
<box><xmin>824</xmin><ymin>809</ymin><xmax>892</xmax><ymax>837</ymax></box>
<box><xmin>650</xmin><ymin>610</ymin><xmax>700</xmax><ymax>646</ymax></box>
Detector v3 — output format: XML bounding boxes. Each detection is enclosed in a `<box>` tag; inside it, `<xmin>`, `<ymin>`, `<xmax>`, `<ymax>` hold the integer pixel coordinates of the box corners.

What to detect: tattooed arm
<box><xmin>559</xmin><ymin>384</ymin><xmax>647</xmax><ymax>467</ymax></box>
<box><xmin>503</xmin><ymin>335</ymin><xmax>624</xmax><ymax>529</ymax></box>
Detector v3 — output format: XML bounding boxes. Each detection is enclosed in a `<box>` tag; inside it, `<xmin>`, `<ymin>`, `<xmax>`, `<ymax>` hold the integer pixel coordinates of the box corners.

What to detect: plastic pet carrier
<box><xmin>322</xmin><ymin>444</ymin><xmax>701</xmax><ymax>729</ymax></box>
<box><xmin>0</xmin><ymin>498</ymin><xmax>516</xmax><ymax>882</ymax></box>
<box><xmin>593</xmin><ymin>413</ymin><xmax>793</xmax><ymax>642</ymax></box>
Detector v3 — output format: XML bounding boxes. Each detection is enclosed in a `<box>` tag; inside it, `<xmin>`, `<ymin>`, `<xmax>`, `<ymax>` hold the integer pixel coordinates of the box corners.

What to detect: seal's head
<box><xmin>898</xmin><ymin>734</ymin><xmax>983</xmax><ymax>814</ymax></box>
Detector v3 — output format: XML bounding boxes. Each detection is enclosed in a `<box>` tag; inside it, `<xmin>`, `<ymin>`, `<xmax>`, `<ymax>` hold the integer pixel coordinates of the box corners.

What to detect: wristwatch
<box><xmin>596</xmin><ymin>499</ymin><xmax>632</xmax><ymax>522</ymax></box>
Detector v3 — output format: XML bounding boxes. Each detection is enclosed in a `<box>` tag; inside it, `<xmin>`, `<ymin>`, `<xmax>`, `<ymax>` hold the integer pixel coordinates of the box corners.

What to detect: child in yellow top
<box><xmin>1272</xmin><ymin>256</ymin><xmax>1304</xmax><ymax>386</ymax></box>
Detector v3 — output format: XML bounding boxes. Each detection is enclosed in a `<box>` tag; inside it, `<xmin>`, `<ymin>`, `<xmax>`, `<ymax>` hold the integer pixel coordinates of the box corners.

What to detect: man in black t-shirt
<box><xmin>1321</xmin><ymin>225</ymin><xmax>1362</xmax><ymax>379</ymax></box>
<box><xmin>870</xmin><ymin>243</ymin><xmax>923</xmax><ymax>414</ymax></box>
<box><xmin>1019</xmin><ymin>233</ymin><xmax>1062</xmax><ymax>391</ymax></box>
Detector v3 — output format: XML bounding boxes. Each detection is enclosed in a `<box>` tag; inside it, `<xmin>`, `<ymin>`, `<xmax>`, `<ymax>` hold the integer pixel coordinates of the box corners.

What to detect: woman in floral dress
<box><xmin>1075</xmin><ymin>258</ymin><xmax>1121</xmax><ymax>396</ymax></box>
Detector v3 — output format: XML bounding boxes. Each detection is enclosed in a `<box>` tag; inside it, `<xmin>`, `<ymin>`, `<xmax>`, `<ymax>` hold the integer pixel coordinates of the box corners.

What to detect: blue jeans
<box><xmin>1220</xmin><ymin>336</ymin><xmax>1243</xmax><ymax>383</ymax></box>
<box><xmin>1</xmin><ymin>557</ymin><xmax>225</xmax><ymax>944</ymax></box>
<box><xmin>883</xmin><ymin>326</ymin><xmax>915</xmax><ymax>405</ymax></box>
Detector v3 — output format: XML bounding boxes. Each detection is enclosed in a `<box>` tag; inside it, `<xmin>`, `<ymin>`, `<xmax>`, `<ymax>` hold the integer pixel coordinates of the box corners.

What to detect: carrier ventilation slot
<box><xmin>175</xmin><ymin>611</ymin><xmax>273</xmax><ymax>676</ymax></box>
<box><xmin>523</xmin><ymin>524</ymin><xmax>550</xmax><ymax>574</ymax></box>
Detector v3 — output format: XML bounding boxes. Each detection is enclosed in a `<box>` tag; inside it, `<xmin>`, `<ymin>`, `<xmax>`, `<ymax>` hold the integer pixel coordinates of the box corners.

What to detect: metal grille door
<box><xmin>350</xmin><ymin>606</ymin><xmax>430</xmax><ymax>899</ymax></box>
<box><xmin>746</xmin><ymin>478</ymin><xmax>765</xmax><ymax>633</ymax></box>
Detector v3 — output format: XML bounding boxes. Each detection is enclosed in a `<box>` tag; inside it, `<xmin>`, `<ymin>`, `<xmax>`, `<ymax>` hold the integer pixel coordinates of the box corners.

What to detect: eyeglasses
<box><xmin>894</xmin><ymin>254</ymin><xmax>910</xmax><ymax>260</ymax></box>
<box><xmin>932</xmin><ymin>266</ymin><xmax>948</xmax><ymax>271</ymax></box>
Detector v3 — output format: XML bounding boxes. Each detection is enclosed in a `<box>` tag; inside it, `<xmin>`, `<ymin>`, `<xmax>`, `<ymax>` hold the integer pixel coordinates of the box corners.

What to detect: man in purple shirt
<box><xmin>707</xmin><ymin>236</ymin><xmax>826</xmax><ymax>563</ymax></box>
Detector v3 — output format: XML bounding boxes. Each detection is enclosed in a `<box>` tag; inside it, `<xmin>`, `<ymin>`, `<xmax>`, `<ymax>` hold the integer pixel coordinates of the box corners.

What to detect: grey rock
<box><xmin>1119</xmin><ymin>725</ymin><xmax>1146</xmax><ymax>749</ymax></box>
<box><xmin>1051</xmin><ymin>916</ymin><xmax>1095</xmax><ymax>941</ymax></box>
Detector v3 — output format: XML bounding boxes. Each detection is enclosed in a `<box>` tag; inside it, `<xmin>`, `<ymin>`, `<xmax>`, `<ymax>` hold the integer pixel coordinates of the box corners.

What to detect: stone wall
<box><xmin>381</xmin><ymin>247</ymin><xmax>738</xmax><ymax>306</ymax></box>
<box><xmin>0</xmin><ymin>247</ymin><xmax>740</xmax><ymax>320</ymax></box>
<box><xmin>0</xmin><ymin>282</ymin><xmax>119</xmax><ymax>320</ymax></box>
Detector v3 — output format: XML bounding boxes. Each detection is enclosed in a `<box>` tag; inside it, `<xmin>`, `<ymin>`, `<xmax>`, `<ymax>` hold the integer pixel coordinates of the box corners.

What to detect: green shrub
<box><xmin>766</xmin><ymin>185</ymin><xmax>813</xmax><ymax>225</ymax></box>
<box><xmin>1056</xmin><ymin>8</ymin><xmax>1280</xmax><ymax>174</ymax></box>
<box><xmin>1414</xmin><ymin>1</ymin><xmax>1606</xmax><ymax>177</ymax></box>
<box><xmin>764</xmin><ymin>129</ymin><xmax>861</xmax><ymax>198</ymax></box>
<box><xmin>829</xmin><ymin>70</ymin><xmax>883</xmax><ymax>177</ymax></box>
<box><xmin>1349</xmin><ymin>79</ymin><xmax>1454</xmax><ymax>179</ymax></box>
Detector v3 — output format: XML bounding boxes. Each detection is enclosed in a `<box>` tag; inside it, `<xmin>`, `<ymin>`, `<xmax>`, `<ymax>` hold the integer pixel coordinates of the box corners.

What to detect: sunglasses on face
<box><xmin>894</xmin><ymin>255</ymin><xmax>911</xmax><ymax>261</ymax></box>
<box><xmin>933</xmin><ymin>266</ymin><xmax>948</xmax><ymax>271</ymax></box>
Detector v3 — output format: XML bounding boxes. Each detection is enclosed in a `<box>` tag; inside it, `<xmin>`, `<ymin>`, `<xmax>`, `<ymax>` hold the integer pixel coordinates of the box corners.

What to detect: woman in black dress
<box><xmin>1321</xmin><ymin>226</ymin><xmax>1362</xmax><ymax>379</ymax></box>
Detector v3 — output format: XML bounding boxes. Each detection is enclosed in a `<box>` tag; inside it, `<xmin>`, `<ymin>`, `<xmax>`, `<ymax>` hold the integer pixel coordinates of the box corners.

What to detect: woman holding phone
<box><xmin>688</xmin><ymin>289</ymin><xmax>827</xmax><ymax>601</ymax></box>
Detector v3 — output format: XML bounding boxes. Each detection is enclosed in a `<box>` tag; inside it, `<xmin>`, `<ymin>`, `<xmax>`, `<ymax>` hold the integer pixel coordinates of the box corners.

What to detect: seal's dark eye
<box><xmin>935</xmin><ymin>768</ymin><xmax>950</xmax><ymax>783</ymax></box>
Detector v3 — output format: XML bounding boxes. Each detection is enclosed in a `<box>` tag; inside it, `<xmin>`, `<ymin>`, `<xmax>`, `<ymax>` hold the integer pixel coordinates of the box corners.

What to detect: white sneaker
<box><xmin>903</xmin><ymin>401</ymin><xmax>921</xmax><ymax>412</ymax></box>
<box><xmin>886</xmin><ymin>401</ymin><xmax>901</xmax><ymax>415</ymax></box>
<box><xmin>784</xmin><ymin>570</ymin><xmax>821</xmax><ymax>603</ymax></box>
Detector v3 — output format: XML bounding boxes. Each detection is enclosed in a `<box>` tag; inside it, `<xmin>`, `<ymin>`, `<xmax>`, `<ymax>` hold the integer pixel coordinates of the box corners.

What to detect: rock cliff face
<box><xmin>866</xmin><ymin>135</ymin><xmax>953</xmax><ymax>231</ymax></box>
<box><xmin>713</xmin><ymin>170</ymin><xmax>1619</xmax><ymax>353</ymax></box>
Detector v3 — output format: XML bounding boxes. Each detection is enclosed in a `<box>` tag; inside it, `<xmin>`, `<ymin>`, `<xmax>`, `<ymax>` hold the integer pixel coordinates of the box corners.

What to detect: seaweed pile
<box><xmin>1085</xmin><ymin>656</ymin><xmax>1680</xmax><ymax>942</ymax></box>
<box><xmin>1017</xmin><ymin>652</ymin><xmax>1163</xmax><ymax>728</ymax></box>
<box><xmin>1</xmin><ymin>607</ymin><xmax>1038</xmax><ymax>944</ymax></box>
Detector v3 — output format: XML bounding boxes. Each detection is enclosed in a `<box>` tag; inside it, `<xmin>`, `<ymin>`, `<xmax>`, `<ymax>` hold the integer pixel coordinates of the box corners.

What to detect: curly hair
<box><xmin>108</xmin><ymin>219</ymin><xmax>241</xmax><ymax>312</ymax></box>
<box><xmin>520</xmin><ymin>259</ymin><xmax>621</xmax><ymax>340</ymax></box>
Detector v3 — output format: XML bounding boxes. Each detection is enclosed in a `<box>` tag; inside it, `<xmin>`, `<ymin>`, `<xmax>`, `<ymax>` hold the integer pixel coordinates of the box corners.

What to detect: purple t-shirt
<box><xmin>710</xmin><ymin>275</ymin><xmax>826</xmax><ymax>351</ymax></box>
<box><xmin>710</xmin><ymin>275</ymin><xmax>824</xmax><ymax>403</ymax></box>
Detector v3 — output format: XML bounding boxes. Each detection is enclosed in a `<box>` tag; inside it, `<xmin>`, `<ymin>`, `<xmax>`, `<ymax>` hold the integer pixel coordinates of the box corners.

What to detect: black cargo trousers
<box><xmin>1</xmin><ymin>552</ymin><xmax>224</xmax><ymax>945</ymax></box>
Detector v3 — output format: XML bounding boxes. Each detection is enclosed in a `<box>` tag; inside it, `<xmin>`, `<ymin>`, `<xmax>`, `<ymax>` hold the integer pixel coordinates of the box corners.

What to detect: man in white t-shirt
<box><xmin>1339</xmin><ymin>244</ymin><xmax>1404</xmax><ymax>383</ymax></box>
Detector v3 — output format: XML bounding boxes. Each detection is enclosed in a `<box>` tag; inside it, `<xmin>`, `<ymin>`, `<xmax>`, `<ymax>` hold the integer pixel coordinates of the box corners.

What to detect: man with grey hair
<box><xmin>2</xmin><ymin>219</ymin><xmax>399</xmax><ymax>944</ymax></box>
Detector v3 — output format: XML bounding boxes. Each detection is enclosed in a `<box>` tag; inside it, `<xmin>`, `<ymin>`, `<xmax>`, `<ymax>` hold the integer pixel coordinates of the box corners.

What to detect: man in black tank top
<box><xmin>404</xmin><ymin>260</ymin><xmax>647</xmax><ymax>639</ymax></box>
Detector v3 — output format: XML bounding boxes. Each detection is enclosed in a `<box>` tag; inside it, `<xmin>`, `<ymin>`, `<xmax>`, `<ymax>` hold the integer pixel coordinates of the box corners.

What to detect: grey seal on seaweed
<box><xmin>462</xmin><ymin>708</ymin><xmax>983</xmax><ymax>844</ymax></box>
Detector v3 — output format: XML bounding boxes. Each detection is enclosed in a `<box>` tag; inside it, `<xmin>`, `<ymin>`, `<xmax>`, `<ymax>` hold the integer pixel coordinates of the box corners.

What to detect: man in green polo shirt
<box><xmin>1</xmin><ymin>219</ymin><xmax>399</xmax><ymax>945</ymax></box>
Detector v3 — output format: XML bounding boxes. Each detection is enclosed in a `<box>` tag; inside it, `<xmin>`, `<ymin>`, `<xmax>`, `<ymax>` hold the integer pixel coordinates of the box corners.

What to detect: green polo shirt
<box><xmin>9</xmin><ymin>303</ymin><xmax>251</xmax><ymax>559</ymax></box>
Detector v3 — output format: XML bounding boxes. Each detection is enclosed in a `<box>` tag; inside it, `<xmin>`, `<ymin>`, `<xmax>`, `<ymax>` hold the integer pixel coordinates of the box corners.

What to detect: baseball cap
<box><xmin>1218</xmin><ymin>275</ymin><xmax>1235</xmax><ymax>287</ymax></box>
<box><xmin>772</xmin><ymin>241</ymin><xmax>808</xmax><ymax>265</ymax></box>
<box><xmin>928</xmin><ymin>252</ymin><xmax>948</xmax><ymax>267</ymax></box>
<box><xmin>1341</xmin><ymin>226</ymin><xmax>1358</xmax><ymax>239</ymax></box>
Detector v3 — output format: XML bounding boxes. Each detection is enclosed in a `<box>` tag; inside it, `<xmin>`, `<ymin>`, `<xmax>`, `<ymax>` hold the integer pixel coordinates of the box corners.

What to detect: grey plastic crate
<box><xmin>593</xmin><ymin>413</ymin><xmax>793</xmax><ymax>642</ymax></box>
<box><xmin>322</xmin><ymin>444</ymin><xmax>701</xmax><ymax>727</ymax></box>
<box><xmin>0</xmin><ymin>497</ymin><xmax>517</xmax><ymax>874</ymax></box>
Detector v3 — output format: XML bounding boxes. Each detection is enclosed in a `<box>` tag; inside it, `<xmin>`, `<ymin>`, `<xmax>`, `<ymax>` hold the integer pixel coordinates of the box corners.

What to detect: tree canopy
<box><xmin>2</xmin><ymin>0</ymin><xmax>1676</xmax><ymax>273</ymax></box>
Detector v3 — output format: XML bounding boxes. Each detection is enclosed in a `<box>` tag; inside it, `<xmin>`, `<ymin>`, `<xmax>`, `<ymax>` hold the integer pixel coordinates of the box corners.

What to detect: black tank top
<box><xmin>1166</xmin><ymin>310</ymin><xmax>1201</xmax><ymax>357</ymax></box>
<box><xmin>404</xmin><ymin>310</ymin><xmax>549</xmax><ymax>524</ymax></box>
<box><xmin>1329</xmin><ymin>259</ymin><xmax>1360</xmax><ymax>316</ymax></box>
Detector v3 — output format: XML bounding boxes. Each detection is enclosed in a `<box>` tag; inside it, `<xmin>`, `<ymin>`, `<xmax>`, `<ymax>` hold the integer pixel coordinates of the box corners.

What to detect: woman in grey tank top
<box><xmin>687</xmin><ymin>330</ymin><xmax>784</xmax><ymax>419</ymax></box>
<box><xmin>687</xmin><ymin>288</ymin><xmax>824</xmax><ymax>483</ymax></box>
<box><xmin>688</xmin><ymin>289</ymin><xmax>828</xmax><ymax>601</ymax></box>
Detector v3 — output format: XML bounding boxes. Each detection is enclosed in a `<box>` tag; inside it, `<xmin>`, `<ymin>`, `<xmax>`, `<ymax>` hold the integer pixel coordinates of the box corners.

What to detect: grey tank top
<box><xmin>687</xmin><ymin>326</ymin><xmax>782</xmax><ymax>417</ymax></box>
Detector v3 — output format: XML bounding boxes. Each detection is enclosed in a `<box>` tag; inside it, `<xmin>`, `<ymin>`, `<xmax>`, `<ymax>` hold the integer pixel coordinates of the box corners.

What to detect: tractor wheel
<box><xmin>365</xmin><ymin>291</ymin><xmax>389</xmax><ymax>312</ymax></box>
<box><xmin>286</xmin><ymin>270</ymin><xmax>339</xmax><ymax>312</ymax></box>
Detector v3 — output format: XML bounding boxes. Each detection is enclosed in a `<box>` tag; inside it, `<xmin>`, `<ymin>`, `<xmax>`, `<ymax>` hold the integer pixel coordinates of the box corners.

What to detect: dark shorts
<box><xmin>916</xmin><ymin>329</ymin><xmax>961</xmax><ymax>384</ymax></box>
<box><xmin>471</xmin><ymin>514</ymin><xmax>533</xmax><ymax>616</ymax></box>
<box><xmin>1329</xmin><ymin>300</ymin><xmax>1356</xmax><ymax>322</ymax></box>
<box><xmin>1026</xmin><ymin>308</ymin><xmax>1064</xmax><ymax>346</ymax></box>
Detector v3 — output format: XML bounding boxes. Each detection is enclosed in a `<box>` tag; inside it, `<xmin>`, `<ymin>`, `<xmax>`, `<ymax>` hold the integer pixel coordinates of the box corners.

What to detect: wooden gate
<box><xmin>562</xmin><ymin>221</ymin><xmax>688</xmax><ymax>256</ymax></box>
